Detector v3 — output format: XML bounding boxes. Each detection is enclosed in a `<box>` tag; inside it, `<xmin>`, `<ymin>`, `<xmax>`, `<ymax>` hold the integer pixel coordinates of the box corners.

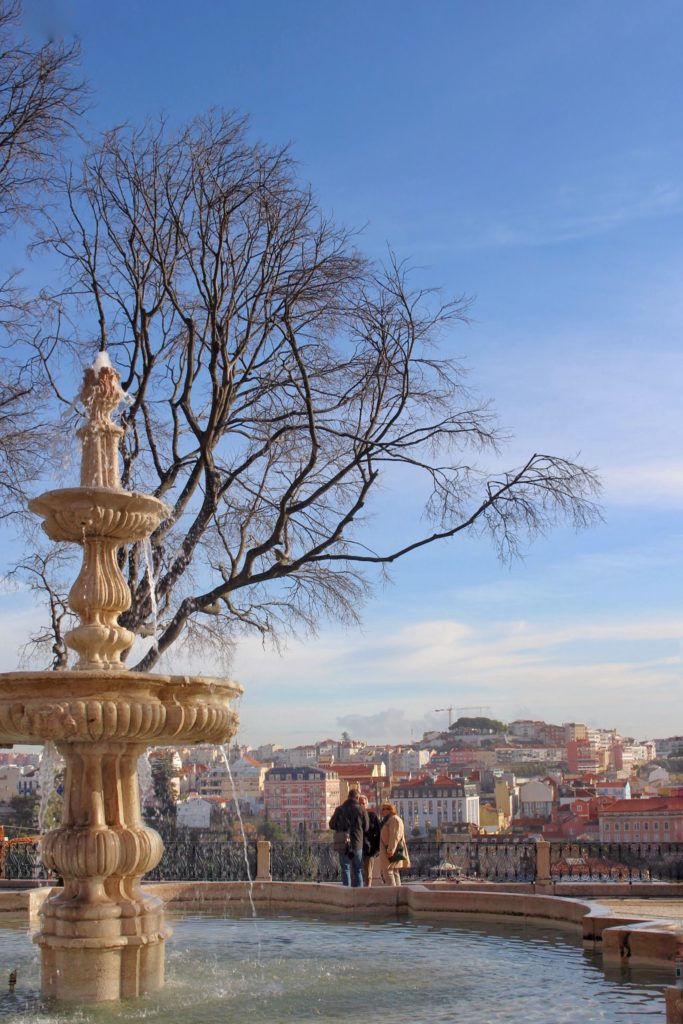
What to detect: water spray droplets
<box><xmin>38</xmin><ymin>742</ymin><xmax>63</xmax><ymax>833</ymax></box>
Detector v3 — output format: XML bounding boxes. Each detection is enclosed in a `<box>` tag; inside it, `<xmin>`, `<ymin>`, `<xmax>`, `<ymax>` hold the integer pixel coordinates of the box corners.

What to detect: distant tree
<box><xmin>259</xmin><ymin>819</ymin><xmax>286</xmax><ymax>842</ymax></box>
<box><xmin>508</xmin><ymin>762</ymin><xmax>556</xmax><ymax>778</ymax></box>
<box><xmin>7</xmin><ymin>792</ymin><xmax>39</xmax><ymax>828</ymax></box>
<box><xmin>449</xmin><ymin>717</ymin><xmax>507</xmax><ymax>734</ymax></box>
<box><xmin>40</xmin><ymin>766</ymin><xmax>64</xmax><ymax>830</ymax></box>
<box><xmin>145</xmin><ymin>758</ymin><xmax>177</xmax><ymax>829</ymax></box>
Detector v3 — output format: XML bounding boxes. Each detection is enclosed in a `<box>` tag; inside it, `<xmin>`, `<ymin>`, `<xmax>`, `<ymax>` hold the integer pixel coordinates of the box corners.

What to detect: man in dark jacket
<box><xmin>359</xmin><ymin>794</ymin><xmax>381</xmax><ymax>887</ymax></box>
<box><xmin>329</xmin><ymin>788</ymin><xmax>369</xmax><ymax>887</ymax></box>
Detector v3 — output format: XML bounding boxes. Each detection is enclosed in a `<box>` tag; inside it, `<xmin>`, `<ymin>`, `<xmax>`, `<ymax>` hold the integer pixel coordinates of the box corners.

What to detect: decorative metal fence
<box><xmin>434</xmin><ymin>839</ymin><xmax>537</xmax><ymax>882</ymax></box>
<box><xmin>3</xmin><ymin>837</ymin><xmax>683</xmax><ymax>885</ymax></box>
<box><xmin>269</xmin><ymin>838</ymin><xmax>537</xmax><ymax>882</ymax></box>
<box><xmin>145</xmin><ymin>839</ymin><xmax>257</xmax><ymax>881</ymax></box>
<box><xmin>270</xmin><ymin>840</ymin><xmax>338</xmax><ymax>882</ymax></box>
<box><xmin>548</xmin><ymin>841</ymin><xmax>683</xmax><ymax>882</ymax></box>
<box><xmin>1</xmin><ymin>841</ymin><xmax>49</xmax><ymax>880</ymax></box>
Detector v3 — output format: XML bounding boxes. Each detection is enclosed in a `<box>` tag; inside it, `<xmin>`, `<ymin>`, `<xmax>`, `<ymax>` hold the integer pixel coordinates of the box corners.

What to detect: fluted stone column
<box><xmin>37</xmin><ymin>740</ymin><xmax>167</xmax><ymax>1001</ymax></box>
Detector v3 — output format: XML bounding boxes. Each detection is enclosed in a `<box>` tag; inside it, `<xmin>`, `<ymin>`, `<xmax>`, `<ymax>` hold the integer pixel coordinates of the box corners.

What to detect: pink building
<box><xmin>598</xmin><ymin>797</ymin><xmax>683</xmax><ymax>842</ymax></box>
<box><xmin>566</xmin><ymin>740</ymin><xmax>603</xmax><ymax>774</ymax></box>
<box><xmin>448</xmin><ymin>748</ymin><xmax>480</xmax><ymax>766</ymax></box>
<box><xmin>264</xmin><ymin>766</ymin><xmax>340</xmax><ymax>833</ymax></box>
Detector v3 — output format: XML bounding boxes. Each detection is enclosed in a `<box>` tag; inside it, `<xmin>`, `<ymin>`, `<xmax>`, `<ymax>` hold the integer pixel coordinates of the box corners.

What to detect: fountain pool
<box><xmin>0</xmin><ymin>909</ymin><xmax>670</xmax><ymax>1023</ymax></box>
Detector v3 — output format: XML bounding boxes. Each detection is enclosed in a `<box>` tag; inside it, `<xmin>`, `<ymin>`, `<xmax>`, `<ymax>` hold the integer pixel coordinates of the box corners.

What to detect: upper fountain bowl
<box><xmin>29</xmin><ymin>487</ymin><xmax>167</xmax><ymax>543</ymax></box>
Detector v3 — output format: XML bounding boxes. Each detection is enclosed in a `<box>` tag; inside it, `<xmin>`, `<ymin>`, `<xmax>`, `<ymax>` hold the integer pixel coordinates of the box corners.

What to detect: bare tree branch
<box><xmin>27</xmin><ymin>110</ymin><xmax>601</xmax><ymax>672</ymax></box>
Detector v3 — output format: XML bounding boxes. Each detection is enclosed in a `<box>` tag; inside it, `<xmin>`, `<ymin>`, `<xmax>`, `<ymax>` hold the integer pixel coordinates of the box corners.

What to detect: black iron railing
<box><xmin>3</xmin><ymin>837</ymin><xmax>682</xmax><ymax>884</ymax></box>
<box><xmin>270</xmin><ymin>840</ymin><xmax>338</xmax><ymax>882</ymax></box>
<box><xmin>433</xmin><ymin>838</ymin><xmax>537</xmax><ymax>882</ymax></box>
<box><xmin>146</xmin><ymin>839</ymin><xmax>257</xmax><ymax>881</ymax></box>
<box><xmin>1</xmin><ymin>841</ymin><xmax>49</xmax><ymax>880</ymax></box>
<box><xmin>269</xmin><ymin>838</ymin><xmax>536</xmax><ymax>882</ymax></box>
<box><xmin>548</xmin><ymin>841</ymin><xmax>683</xmax><ymax>882</ymax></box>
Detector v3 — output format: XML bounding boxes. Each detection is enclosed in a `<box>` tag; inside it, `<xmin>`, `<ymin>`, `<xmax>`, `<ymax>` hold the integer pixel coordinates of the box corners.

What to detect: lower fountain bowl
<box><xmin>0</xmin><ymin>670</ymin><xmax>242</xmax><ymax>746</ymax></box>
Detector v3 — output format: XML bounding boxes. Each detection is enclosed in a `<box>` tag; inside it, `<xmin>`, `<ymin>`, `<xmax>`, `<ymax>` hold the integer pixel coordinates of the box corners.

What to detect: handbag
<box><xmin>389</xmin><ymin>840</ymin><xmax>406</xmax><ymax>864</ymax></box>
<box><xmin>333</xmin><ymin>830</ymin><xmax>351</xmax><ymax>853</ymax></box>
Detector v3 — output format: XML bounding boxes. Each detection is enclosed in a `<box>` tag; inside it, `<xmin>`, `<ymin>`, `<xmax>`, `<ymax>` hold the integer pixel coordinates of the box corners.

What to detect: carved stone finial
<box><xmin>28</xmin><ymin>358</ymin><xmax>164</xmax><ymax>671</ymax></box>
<box><xmin>78</xmin><ymin>363</ymin><xmax>126</xmax><ymax>490</ymax></box>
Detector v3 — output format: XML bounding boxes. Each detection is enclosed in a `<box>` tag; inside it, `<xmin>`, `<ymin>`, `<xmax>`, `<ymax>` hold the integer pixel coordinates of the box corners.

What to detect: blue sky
<box><xmin>5</xmin><ymin>1</ymin><xmax>682</xmax><ymax>747</ymax></box>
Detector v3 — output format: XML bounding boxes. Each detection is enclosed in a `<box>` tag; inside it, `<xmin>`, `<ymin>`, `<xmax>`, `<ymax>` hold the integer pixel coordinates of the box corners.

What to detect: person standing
<box><xmin>378</xmin><ymin>802</ymin><xmax>410</xmax><ymax>886</ymax></box>
<box><xmin>329</xmin><ymin>788</ymin><xmax>369</xmax><ymax>887</ymax></box>
<box><xmin>359</xmin><ymin>794</ymin><xmax>380</xmax><ymax>887</ymax></box>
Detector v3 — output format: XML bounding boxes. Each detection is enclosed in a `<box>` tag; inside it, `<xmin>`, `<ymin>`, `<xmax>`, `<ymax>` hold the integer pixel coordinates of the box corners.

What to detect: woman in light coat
<box><xmin>378</xmin><ymin>802</ymin><xmax>410</xmax><ymax>886</ymax></box>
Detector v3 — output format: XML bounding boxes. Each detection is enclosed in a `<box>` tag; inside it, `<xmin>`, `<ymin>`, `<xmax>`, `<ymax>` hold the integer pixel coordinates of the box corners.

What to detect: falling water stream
<box><xmin>37</xmin><ymin>742</ymin><xmax>62</xmax><ymax>834</ymax></box>
<box><xmin>141</xmin><ymin>537</ymin><xmax>159</xmax><ymax>651</ymax></box>
<box><xmin>137</xmin><ymin>750</ymin><xmax>153</xmax><ymax>812</ymax></box>
<box><xmin>218</xmin><ymin>745</ymin><xmax>259</xmax><ymax>924</ymax></box>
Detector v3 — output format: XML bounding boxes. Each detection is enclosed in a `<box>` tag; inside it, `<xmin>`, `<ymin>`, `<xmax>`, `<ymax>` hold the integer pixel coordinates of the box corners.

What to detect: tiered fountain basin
<box><xmin>0</xmin><ymin>356</ymin><xmax>243</xmax><ymax>1002</ymax></box>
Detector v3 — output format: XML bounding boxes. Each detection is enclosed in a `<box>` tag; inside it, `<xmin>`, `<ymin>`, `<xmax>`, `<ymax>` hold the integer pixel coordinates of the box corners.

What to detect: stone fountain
<box><xmin>0</xmin><ymin>356</ymin><xmax>242</xmax><ymax>1002</ymax></box>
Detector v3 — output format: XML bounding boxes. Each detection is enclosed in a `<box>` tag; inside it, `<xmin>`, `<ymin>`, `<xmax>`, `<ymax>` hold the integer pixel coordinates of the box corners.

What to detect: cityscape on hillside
<box><xmin>3</xmin><ymin>715</ymin><xmax>683</xmax><ymax>845</ymax></box>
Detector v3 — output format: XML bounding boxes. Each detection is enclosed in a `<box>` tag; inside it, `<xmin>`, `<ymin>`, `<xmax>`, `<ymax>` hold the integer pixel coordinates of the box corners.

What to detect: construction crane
<box><xmin>434</xmin><ymin>706</ymin><xmax>455</xmax><ymax>726</ymax></box>
<box><xmin>434</xmin><ymin>705</ymin><xmax>491</xmax><ymax>728</ymax></box>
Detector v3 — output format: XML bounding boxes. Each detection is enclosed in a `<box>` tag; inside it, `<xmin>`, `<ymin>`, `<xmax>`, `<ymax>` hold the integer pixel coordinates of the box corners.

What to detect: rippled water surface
<box><xmin>0</xmin><ymin>909</ymin><xmax>670</xmax><ymax>1023</ymax></box>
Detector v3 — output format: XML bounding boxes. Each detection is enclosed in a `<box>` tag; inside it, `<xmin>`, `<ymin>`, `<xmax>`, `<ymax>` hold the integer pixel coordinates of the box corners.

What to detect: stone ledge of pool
<box><xmin>4</xmin><ymin>880</ymin><xmax>682</xmax><ymax>969</ymax></box>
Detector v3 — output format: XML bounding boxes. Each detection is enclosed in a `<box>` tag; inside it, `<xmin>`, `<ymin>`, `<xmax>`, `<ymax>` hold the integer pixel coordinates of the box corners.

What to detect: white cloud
<box><xmin>603</xmin><ymin>460</ymin><xmax>683</xmax><ymax>507</ymax></box>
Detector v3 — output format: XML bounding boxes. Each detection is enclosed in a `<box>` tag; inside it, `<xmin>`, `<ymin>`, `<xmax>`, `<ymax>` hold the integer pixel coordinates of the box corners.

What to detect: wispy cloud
<box><xmin>219</xmin><ymin>608</ymin><xmax>683</xmax><ymax>745</ymax></box>
<box><xmin>603</xmin><ymin>460</ymin><xmax>683</xmax><ymax>507</ymax></box>
<box><xmin>482</xmin><ymin>182</ymin><xmax>683</xmax><ymax>249</ymax></box>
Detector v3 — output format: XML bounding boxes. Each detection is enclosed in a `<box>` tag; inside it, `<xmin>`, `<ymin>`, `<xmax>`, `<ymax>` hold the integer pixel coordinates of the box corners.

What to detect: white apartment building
<box><xmin>177</xmin><ymin>796</ymin><xmax>214</xmax><ymax>830</ymax></box>
<box><xmin>0</xmin><ymin>764</ymin><xmax>39</xmax><ymax>801</ymax></box>
<box><xmin>388</xmin><ymin>747</ymin><xmax>431</xmax><ymax>774</ymax></box>
<box><xmin>391</xmin><ymin>775</ymin><xmax>479</xmax><ymax>834</ymax></box>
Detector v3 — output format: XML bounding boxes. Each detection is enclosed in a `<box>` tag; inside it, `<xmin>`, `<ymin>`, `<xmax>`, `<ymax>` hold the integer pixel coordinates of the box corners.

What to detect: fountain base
<box><xmin>37</xmin><ymin>904</ymin><xmax>168</xmax><ymax>1001</ymax></box>
<box><xmin>0</xmin><ymin>669</ymin><xmax>241</xmax><ymax>1002</ymax></box>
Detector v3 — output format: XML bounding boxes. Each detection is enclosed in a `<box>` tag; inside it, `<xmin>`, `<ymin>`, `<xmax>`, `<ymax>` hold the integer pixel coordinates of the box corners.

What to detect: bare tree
<box><xmin>0</xmin><ymin>0</ymin><xmax>85</xmax><ymax>225</ymax></box>
<box><xmin>32</xmin><ymin>111</ymin><xmax>600</xmax><ymax>671</ymax></box>
<box><xmin>10</xmin><ymin>547</ymin><xmax>72</xmax><ymax>669</ymax></box>
<box><xmin>0</xmin><ymin>0</ymin><xmax>85</xmax><ymax>518</ymax></box>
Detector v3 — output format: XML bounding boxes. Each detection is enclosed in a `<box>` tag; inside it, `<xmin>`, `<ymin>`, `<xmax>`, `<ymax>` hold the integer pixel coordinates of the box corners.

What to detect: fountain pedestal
<box><xmin>0</xmin><ymin>359</ymin><xmax>242</xmax><ymax>1001</ymax></box>
<box><xmin>39</xmin><ymin>738</ymin><xmax>166</xmax><ymax>1001</ymax></box>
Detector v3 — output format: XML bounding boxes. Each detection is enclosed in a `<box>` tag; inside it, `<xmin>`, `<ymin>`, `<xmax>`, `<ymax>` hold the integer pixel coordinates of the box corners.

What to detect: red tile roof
<box><xmin>330</xmin><ymin>763</ymin><xmax>383</xmax><ymax>776</ymax></box>
<box><xmin>603</xmin><ymin>797</ymin><xmax>683</xmax><ymax>813</ymax></box>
